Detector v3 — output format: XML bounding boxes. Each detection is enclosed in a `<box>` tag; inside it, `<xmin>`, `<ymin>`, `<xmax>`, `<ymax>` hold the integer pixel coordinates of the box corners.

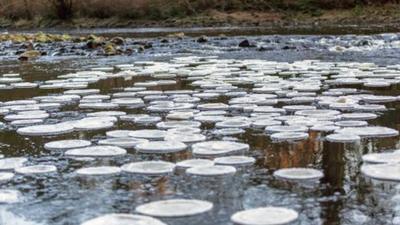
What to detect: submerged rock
<box><xmin>239</xmin><ymin>39</ymin><xmax>255</xmax><ymax>47</ymax></box>
<box><xmin>18</xmin><ymin>50</ymin><xmax>41</xmax><ymax>61</ymax></box>
<box><xmin>197</xmin><ymin>35</ymin><xmax>208</xmax><ymax>43</ymax></box>
<box><xmin>167</xmin><ymin>32</ymin><xmax>185</xmax><ymax>39</ymax></box>
<box><xmin>103</xmin><ymin>43</ymin><xmax>117</xmax><ymax>56</ymax></box>
<box><xmin>355</xmin><ymin>39</ymin><xmax>372</xmax><ymax>46</ymax></box>
<box><xmin>6</xmin><ymin>34</ymin><xmax>27</xmax><ymax>43</ymax></box>
<box><xmin>110</xmin><ymin>36</ymin><xmax>125</xmax><ymax>45</ymax></box>
<box><xmin>34</xmin><ymin>32</ymin><xmax>50</xmax><ymax>43</ymax></box>
<box><xmin>86</xmin><ymin>34</ymin><xmax>104</xmax><ymax>49</ymax></box>
<box><xmin>142</xmin><ymin>42</ymin><xmax>153</xmax><ymax>49</ymax></box>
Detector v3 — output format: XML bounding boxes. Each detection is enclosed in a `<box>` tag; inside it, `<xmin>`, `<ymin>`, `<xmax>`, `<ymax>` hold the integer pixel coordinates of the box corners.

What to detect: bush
<box><xmin>49</xmin><ymin>0</ymin><xmax>73</xmax><ymax>20</ymax></box>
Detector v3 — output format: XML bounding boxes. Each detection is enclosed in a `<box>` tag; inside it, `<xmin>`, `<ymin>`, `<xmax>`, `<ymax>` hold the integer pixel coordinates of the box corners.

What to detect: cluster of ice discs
<box><xmin>361</xmin><ymin>149</ymin><xmax>400</xmax><ymax>182</ymax></box>
<box><xmin>0</xmin><ymin>156</ymin><xmax>56</xmax><ymax>204</ymax></box>
<box><xmin>0</xmin><ymin>73</ymin><xmax>38</xmax><ymax>90</ymax></box>
<box><xmin>81</xmin><ymin>205</ymin><xmax>299</xmax><ymax>225</ymax></box>
<box><xmin>1</xmin><ymin>56</ymin><xmax>400</xmax><ymax>224</ymax></box>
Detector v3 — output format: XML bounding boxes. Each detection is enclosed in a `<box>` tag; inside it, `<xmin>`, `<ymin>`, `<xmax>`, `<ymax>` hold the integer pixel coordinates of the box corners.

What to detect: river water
<box><xmin>0</xmin><ymin>30</ymin><xmax>400</xmax><ymax>225</ymax></box>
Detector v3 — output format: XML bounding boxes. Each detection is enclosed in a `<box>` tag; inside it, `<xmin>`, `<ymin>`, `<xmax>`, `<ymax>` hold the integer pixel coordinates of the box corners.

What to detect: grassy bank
<box><xmin>0</xmin><ymin>1</ymin><xmax>399</xmax><ymax>29</ymax></box>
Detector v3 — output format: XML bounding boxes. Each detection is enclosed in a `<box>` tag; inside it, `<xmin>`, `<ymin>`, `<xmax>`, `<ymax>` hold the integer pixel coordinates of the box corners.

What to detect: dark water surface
<box><xmin>3</xmin><ymin>25</ymin><xmax>400</xmax><ymax>37</ymax></box>
<box><xmin>0</xmin><ymin>32</ymin><xmax>400</xmax><ymax>225</ymax></box>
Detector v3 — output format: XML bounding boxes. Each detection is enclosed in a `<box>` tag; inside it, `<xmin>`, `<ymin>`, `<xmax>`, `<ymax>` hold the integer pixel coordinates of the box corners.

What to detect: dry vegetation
<box><xmin>0</xmin><ymin>0</ymin><xmax>399</xmax><ymax>27</ymax></box>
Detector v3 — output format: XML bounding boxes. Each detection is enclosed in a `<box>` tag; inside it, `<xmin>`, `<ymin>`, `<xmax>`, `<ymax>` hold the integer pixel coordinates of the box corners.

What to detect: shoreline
<box><xmin>2</xmin><ymin>24</ymin><xmax>399</xmax><ymax>38</ymax></box>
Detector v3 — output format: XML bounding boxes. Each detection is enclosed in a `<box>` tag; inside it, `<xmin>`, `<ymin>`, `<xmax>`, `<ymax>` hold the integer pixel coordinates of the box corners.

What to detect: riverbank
<box><xmin>1</xmin><ymin>4</ymin><xmax>400</xmax><ymax>35</ymax></box>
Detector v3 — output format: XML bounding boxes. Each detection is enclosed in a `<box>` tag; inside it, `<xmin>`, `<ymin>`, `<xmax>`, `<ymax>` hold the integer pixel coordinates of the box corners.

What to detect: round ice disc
<box><xmin>106</xmin><ymin>130</ymin><xmax>133</xmax><ymax>138</ymax></box>
<box><xmin>270</xmin><ymin>132</ymin><xmax>309</xmax><ymax>142</ymax></box>
<box><xmin>73</xmin><ymin>118</ymin><xmax>114</xmax><ymax>131</ymax></box>
<box><xmin>81</xmin><ymin>214</ymin><xmax>167</xmax><ymax>225</ymax></box>
<box><xmin>213</xmin><ymin>128</ymin><xmax>246</xmax><ymax>136</ymax></box>
<box><xmin>326</xmin><ymin>133</ymin><xmax>361</xmax><ymax>143</ymax></box>
<box><xmin>136</xmin><ymin>141</ymin><xmax>187</xmax><ymax>154</ymax></box>
<box><xmin>176</xmin><ymin>159</ymin><xmax>215</xmax><ymax>169</ymax></box>
<box><xmin>251</xmin><ymin>120</ymin><xmax>281</xmax><ymax>129</ymax></box>
<box><xmin>0</xmin><ymin>157</ymin><xmax>27</xmax><ymax>171</ymax></box>
<box><xmin>273</xmin><ymin>168</ymin><xmax>323</xmax><ymax>180</ymax></box>
<box><xmin>167</xmin><ymin>127</ymin><xmax>201</xmax><ymax>134</ymax></box>
<box><xmin>11</xmin><ymin>119</ymin><xmax>43</xmax><ymax>127</ymax></box>
<box><xmin>164</xmin><ymin>133</ymin><xmax>206</xmax><ymax>143</ymax></box>
<box><xmin>156</xmin><ymin>121</ymin><xmax>201</xmax><ymax>130</ymax></box>
<box><xmin>336</xmin><ymin>126</ymin><xmax>398</xmax><ymax>138</ymax></box>
<box><xmin>65</xmin><ymin>146</ymin><xmax>127</xmax><ymax>157</ymax></box>
<box><xmin>129</xmin><ymin>129</ymin><xmax>167</xmax><ymax>140</ymax></box>
<box><xmin>334</xmin><ymin>120</ymin><xmax>368</xmax><ymax>127</ymax></box>
<box><xmin>4</xmin><ymin>113</ymin><xmax>49</xmax><ymax>121</ymax></box>
<box><xmin>15</xmin><ymin>165</ymin><xmax>57</xmax><ymax>175</ymax></box>
<box><xmin>136</xmin><ymin>199</ymin><xmax>213</xmax><ymax>217</ymax></box>
<box><xmin>265</xmin><ymin>125</ymin><xmax>308</xmax><ymax>134</ymax></box>
<box><xmin>0</xmin><ymin>189</ymin><xmax>22</xmax><ymax>203</ymax></box>
<box><xmin>214</xmin><ymin>156</ymin><xmax>255</xmax><ymax>166</ymax></box>
<box><xmin>44</xmin><ymin>140</ymin><xmax>91</xmax><ymax>151</ymax></box>
<box><xmin>361</xmin><ymin>164</ymin><xmax>400</xmax><ymax>181</ymax></box>
<box><xmin>87</xmin><ymin>111</ymin><xmax>126</xmax><ymax>117</ymax></box>
<box><xmin>216</xmin><ymin>120</ymin><xmax>251</xmax><ymax>129</ymax></box>
<box><xmin>17</xmin><ymin>123</ymin><xmax>74</xmax><ymax>136</ymax></box>
<box><xmin>231</xmin><ymin>207</ymin><xmax>298</xmax><ymax>225</ymax></box>
<box><xmin>362</xmin><ymin>152</ymin><xmax>400</xmax><ymax>164</ymax></box>
<box><xmin>76</xmin><ymin>166</ymin><xmax>121</xmax><ymax>176</ymax></box>
<box><xmin>197</xmin><ymin>103</ymin><xmax>229</xmax><ymax>111</ymax></box>
<box><xmin>295</xmin><ymin>109</ymin><xmax>340</xmax><ymax>117</ymax></box>
<box><xmin>341</xmin><ymin>113</ymin><xmax>377</xmax><ymax>121</ymax></box>
<box><xmin>121</xmin><ymin>161</ymin><xmax>175</xmax><ymax>176</ymax></box>
<box><xmin>98</xmin><ymin>138</ymin><xmax>148</xmax><ymax>148</ymax></box>
<box><xmin>192</xmin><ymin>141</ymin><xmax>249</xmax><ymax>157</ymax></box>
<box><xmin>186</xmin><ymin>165</ymin><xmax>236</xmax><ymax>176</ymax></box>
<box><xmin>0</xmin><ymin>172</ymin><xmax>14</xmax><ymax>182</ymax></box>
<box><xmin>310</xmin><ymin>125</ymin><xmax>339</xmax><ymax>132</ymax></box>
